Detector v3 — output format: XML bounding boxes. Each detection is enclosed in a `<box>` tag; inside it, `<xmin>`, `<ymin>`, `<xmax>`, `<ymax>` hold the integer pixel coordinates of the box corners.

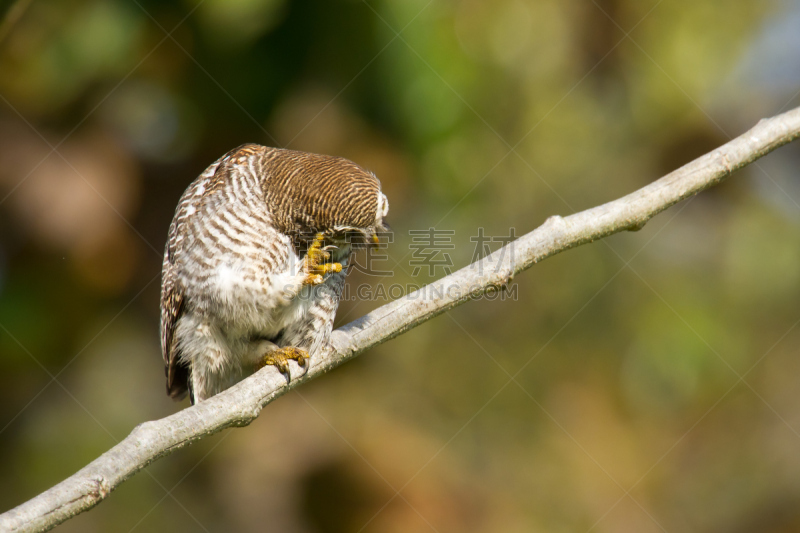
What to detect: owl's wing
<box><xmin>161</xmin><ymin>260</ymin><xmax>188</xmax><ymax>399</ymax></box>
<box><xmin>160</xmin><ymin>149</ymin><xmax>243</xmax><ymax>400</ymax></box>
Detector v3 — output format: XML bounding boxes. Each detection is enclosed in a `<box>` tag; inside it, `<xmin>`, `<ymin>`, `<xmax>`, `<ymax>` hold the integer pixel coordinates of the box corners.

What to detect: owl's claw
<box><xmin>298</xmin><ymin>354</ymin><xmax>310</xmax><ymax>377</ymax></box>
<box><xmin>257</xmin><ymin>346</ymin><xmax>309</xmax><ymax>383</ymax></box>
<box><xmin>303</xmin><ymin>233</ymin><xmax>342</xmax><ymax>285</ymax></box>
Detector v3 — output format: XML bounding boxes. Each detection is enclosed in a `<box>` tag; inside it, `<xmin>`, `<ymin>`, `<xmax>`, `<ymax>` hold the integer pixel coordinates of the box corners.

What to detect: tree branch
<box><xmin>3</xmin><ymin>107</ymin><xmax>800</xmax><ymax>533</ymax></box>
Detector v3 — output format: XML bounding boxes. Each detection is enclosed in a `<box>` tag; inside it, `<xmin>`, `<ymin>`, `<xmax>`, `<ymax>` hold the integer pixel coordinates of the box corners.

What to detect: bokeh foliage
<box><xmin>1</xmin><ymin>0</ymin><xmax>800</xmax><ymax>531</ymax></box>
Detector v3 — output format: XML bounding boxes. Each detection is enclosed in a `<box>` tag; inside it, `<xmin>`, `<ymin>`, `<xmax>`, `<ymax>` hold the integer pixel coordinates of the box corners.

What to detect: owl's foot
<box><xmin>303</xmin><ymin>233</ymin><xmax>342</xmax><ymax>285</ymax></box>
<box><xmin>257</xmin><ymin>346</ymin><xmax>310</xmax><ymax>382</ymax></box>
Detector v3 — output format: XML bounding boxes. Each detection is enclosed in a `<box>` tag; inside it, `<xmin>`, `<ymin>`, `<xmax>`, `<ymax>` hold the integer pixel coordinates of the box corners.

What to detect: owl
<box><xmin>160</xmin><ymin>144</ymin><xmax>390</xmax><ymax>403</ymax></box>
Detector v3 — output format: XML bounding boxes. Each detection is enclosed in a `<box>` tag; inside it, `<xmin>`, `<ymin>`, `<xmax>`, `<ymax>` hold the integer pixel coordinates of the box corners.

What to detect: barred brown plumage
<box><xmin>160</xmin><ymin>144</ymin><xmax>390</xmax><ymax>403</ymax></box>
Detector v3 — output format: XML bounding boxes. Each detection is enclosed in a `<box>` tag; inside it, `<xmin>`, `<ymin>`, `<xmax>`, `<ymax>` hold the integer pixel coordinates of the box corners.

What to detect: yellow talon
<box><xmin>320</xmin><ymin>262</ymin><xmax>342</xmax><ymax>274</ymax></box>
<box><xmin>303</xmin><ymin>233</ymin><xmax>342</xmax><ymax>284</ymax></box>
<box><xmin>304</xmin><ymin>274</ymin><xmax>324</xmax><ymax>286</ymax></box>
<box><xmin>257</xmin><ymin>346</ymin><xmax>309</xmax><ymax>382</ymax></box>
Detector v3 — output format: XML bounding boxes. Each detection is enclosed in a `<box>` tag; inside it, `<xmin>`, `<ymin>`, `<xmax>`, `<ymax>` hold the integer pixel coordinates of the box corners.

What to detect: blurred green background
<box><xmin>2</xmin><ymin>0</ymin><xmax>800</xmax><ymax>531</ymax></box>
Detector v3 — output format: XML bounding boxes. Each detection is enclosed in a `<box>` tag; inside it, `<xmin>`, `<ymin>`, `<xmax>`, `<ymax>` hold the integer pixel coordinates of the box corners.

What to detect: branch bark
<box><xmin>3</xmin><ymin>107</ymin><xmax>800</xmax><ymax>533</ymax></box>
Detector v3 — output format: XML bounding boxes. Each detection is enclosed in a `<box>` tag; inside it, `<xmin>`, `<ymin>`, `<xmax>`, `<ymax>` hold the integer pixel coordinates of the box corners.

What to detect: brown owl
<box><xmin>160</xmin><ymin>144</ymin><xmax>390</xmax><ymax>403</ymax></box>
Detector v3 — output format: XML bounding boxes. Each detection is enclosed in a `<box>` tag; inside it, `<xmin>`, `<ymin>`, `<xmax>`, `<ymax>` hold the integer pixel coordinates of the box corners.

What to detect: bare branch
<box><xmin>3</xmin><ymin>106</ymin><xmax>800</xmax><ymax>533</ymax></box>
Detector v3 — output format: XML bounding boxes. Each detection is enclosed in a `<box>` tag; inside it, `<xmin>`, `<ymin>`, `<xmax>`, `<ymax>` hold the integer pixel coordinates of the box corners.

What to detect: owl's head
<box><xmin>262</xmin><ymin>148</ymin><xmax>391</xmax><ymax>250</ymax></box>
